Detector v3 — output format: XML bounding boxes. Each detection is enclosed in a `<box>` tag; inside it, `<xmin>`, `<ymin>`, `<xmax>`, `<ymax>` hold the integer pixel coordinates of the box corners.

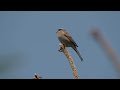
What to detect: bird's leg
<box><xmin>58</xmin><ymin>43</ymin><xmax>65</xmax><ymax>52</ymax></box>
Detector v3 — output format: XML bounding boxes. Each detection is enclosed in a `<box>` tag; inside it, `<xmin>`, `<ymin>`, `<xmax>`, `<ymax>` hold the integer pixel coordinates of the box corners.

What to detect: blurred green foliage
<box><xmin>0</xmin><ymin>52</ymin><xmax>23</xmax><ymax>73</ymax></box>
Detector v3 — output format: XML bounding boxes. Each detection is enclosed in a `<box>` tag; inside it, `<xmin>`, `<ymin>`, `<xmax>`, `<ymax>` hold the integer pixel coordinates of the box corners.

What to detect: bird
<box><xmin>56</xmin><ymin>28</ymin><xmax>83</xmax><ymax>61</ymax></box>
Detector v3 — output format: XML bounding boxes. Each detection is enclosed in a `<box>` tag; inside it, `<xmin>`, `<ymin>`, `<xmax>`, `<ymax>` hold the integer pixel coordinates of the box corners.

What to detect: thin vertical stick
<box><xmin>91</xmin><ymin>28</ymin><xmax>120</xmax><ymax>77</ymax></box>
<box><xmin>59</xmin><ymin>43</ymin><xmax>79</xmax><ymax>79</ymax></box>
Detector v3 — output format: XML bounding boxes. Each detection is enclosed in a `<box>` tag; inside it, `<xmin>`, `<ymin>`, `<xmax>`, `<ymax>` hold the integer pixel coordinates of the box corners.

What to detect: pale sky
<box><xmin>0</xmin><ymin>11</ymin><xmax>120</xmax><ymax>79</ymax></box>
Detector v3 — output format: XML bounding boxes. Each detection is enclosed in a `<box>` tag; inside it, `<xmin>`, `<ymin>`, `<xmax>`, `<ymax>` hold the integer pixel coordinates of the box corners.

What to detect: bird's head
<box><xmin>56</xmin><ymin>28</ymin><xmax>65</xmax><ymax>33</ymax></box>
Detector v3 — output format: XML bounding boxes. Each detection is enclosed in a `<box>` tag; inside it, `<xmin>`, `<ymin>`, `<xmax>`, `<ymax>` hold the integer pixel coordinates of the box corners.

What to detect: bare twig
<box><xmin>33</xmin><ymin>73</ymin><xmax>42</xmax><ymax>79</ymax></box>
<box><xmin>59</xmin><ymin>43</ymin><xmax>79</xmax><ymax>79</ymax></box>
<box><xmin>91</xmin><ymin>28</ymin><xmax>120</xmax><ymax>77</ymax></box>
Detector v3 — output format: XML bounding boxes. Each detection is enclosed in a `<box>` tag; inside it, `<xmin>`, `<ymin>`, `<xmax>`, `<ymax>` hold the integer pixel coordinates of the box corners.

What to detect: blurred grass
<box><xmin>90</xmin><ymin>28</ymin><xmax>120</xmax><ymax>78</ymax></box>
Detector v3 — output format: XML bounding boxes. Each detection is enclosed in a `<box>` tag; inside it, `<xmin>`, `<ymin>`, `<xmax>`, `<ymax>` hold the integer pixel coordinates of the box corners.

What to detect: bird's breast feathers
<box><xmin>58</xmin><ymin>35</ymin><xmax>71</xmax><ymax>47</ymax></box>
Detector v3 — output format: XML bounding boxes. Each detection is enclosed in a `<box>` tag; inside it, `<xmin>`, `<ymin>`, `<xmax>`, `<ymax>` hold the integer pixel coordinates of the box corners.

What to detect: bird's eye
<box><xmin>58</xmin><ymin>28</ymin><xmax>63</xmax><ymax>31</ymax></box>
<box><xmin>58</xmin><ymin>29</ymin><xmax>61</xmax><ymax>31</ymax></box>
<box><xmin>56</xmin><ymin>29</ymin><xmax>61</xmax><ymax>33</ymax></box>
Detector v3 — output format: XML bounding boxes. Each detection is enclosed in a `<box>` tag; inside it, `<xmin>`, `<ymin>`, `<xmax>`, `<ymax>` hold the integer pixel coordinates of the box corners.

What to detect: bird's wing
<box><xmin>63</xmin><ymin>30</ymin><xmax>78</xmax><ymax>47</ymax></box>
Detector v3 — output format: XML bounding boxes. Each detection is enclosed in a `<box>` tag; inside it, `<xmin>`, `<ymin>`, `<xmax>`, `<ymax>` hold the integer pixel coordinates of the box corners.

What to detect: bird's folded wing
<box><xmin>64</xmin><ymin>31</ymin><xmax>78</xmax><ymax>47</ymax></box>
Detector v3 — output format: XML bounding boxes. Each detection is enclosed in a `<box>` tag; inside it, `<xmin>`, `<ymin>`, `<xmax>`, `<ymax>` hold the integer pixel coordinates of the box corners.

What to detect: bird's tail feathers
<box><xmin>72</xmin><ymin>46</ymin><xmax>83</xmax><ymax>61</ymax></box>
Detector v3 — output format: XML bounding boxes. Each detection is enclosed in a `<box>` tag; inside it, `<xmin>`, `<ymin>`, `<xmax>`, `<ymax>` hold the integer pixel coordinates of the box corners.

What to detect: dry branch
<box><xmin>59</xmin><ymin>43</ymin><xmax>79</xmax><ymax>79</ymax></box>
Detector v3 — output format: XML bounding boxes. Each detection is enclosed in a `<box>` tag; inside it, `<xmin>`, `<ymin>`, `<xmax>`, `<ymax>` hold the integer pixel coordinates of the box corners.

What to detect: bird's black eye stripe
<box><xmin>58</xmin><ymin>28</ymin><xmax>64</xmax><ymax>31</ymax></box>
<box><xmin>56</xmin><ymin>29</ymin><xmax>61</xmax><ymax>33</ymax></box>
<box><xmin>58</xmin><ymin>29</ymin><xmax>62</xmax><ymax>31</ymax></box>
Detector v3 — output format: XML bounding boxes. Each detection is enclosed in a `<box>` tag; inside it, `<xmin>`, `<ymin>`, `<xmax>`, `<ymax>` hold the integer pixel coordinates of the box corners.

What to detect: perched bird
<box><xmin>56</xmin><ymin>28</ymin><xmax>83</xmax><ymax>61</ymax></box>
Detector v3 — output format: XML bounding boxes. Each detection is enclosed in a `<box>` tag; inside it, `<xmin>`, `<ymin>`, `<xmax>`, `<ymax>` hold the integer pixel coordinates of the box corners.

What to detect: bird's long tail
<box><xmin>72</xmin><ymin>46</ymin><xmax>83</xmax><ymax>61</ymax></box>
